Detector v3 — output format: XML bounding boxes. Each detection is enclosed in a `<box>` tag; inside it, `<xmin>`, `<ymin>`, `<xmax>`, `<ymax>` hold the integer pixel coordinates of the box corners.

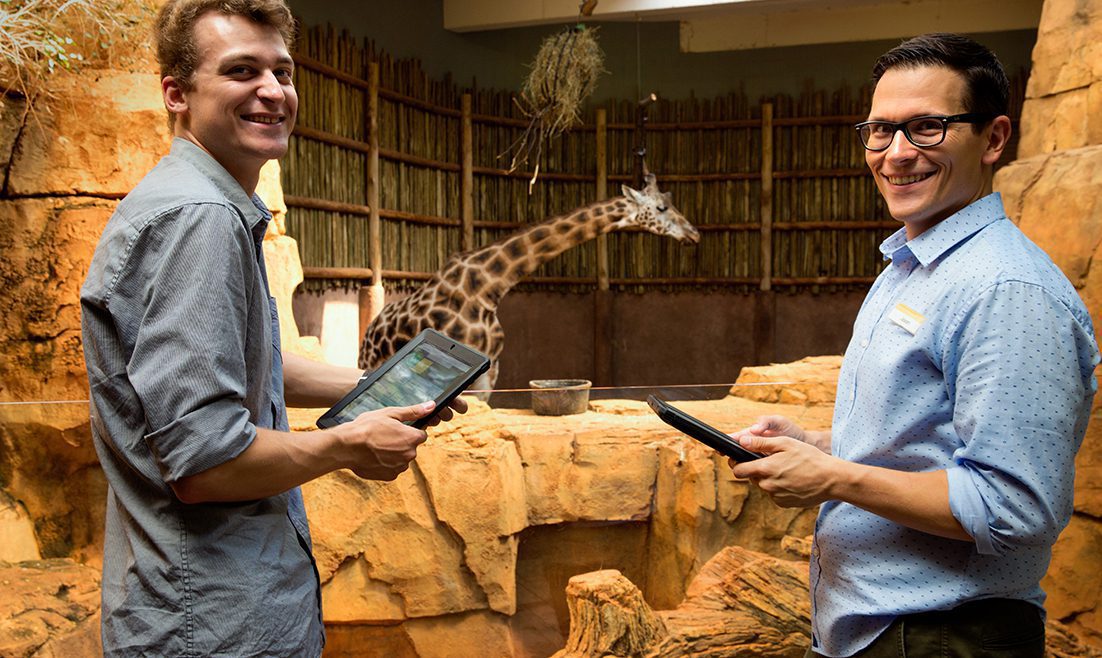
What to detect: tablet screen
<box><xmin>332</xmin><ymin>341</ymin><xmax>473</xmax><ymax>424</ymax></box>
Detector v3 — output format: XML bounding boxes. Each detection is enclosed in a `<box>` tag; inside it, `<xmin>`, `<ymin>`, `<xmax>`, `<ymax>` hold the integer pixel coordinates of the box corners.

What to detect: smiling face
<box><xmin>866</xmin><ymin>65</ymin><xmax>1009</xmax><ymax>239</ymax></box>
<box><xmin>162</xmin><ymin>12</ymin><xmax>297</xmax><ymax>193</ymax></box>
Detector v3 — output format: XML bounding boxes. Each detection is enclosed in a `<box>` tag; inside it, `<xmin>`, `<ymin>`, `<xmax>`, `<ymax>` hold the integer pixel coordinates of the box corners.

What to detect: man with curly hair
<box><xmin>81</xmin><ymin>1</ymin><xmax>464</xmax><ymax>655</ymax></box>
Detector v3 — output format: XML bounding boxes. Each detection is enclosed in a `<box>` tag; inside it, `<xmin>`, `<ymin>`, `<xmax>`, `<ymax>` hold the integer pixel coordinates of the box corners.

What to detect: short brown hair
<box><xmin>872</xmin><ymin>33</ymin><xmax>1009</xmax><ymax>124</ymax></box>
<box><xmin>155</xmin><ymin>0</ymin><xmax>297</xmax><ymax>89</ymax></box>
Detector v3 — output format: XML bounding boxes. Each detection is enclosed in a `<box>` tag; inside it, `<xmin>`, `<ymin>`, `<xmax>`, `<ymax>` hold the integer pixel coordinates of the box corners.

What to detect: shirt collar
<box><xmin>169</xmin><ymin>137</ymin><xmax>272</xmax><ymax>237</ymax></box>
<box><xmin>879</xmin><ymin>192</ymin><xmax>1006</xmax><ymax>267</ymax></box>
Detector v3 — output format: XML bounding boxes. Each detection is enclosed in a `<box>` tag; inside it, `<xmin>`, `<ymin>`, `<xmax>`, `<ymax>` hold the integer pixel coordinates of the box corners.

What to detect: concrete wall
<box><xmin>295</xmin><ymin>288</ymin><xmax>866</xmax><ymax>397</ymax></box>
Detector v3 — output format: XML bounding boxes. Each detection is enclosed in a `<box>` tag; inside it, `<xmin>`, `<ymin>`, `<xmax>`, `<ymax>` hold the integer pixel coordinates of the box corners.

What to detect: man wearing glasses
<box><xmin>730</xmin><ymin>33</ymin><xmax>1098</xmax><ymax>656</ymax></box>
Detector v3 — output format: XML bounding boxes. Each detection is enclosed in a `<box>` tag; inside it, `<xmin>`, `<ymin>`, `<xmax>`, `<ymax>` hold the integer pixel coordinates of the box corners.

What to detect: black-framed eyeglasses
<box><xmin>854</xmin><ymin>113</ymin><xmax>994</xmax><ymax>151</ymax></box>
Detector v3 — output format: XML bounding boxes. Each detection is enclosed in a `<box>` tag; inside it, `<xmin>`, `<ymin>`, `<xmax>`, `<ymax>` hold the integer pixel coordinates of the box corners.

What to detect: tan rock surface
<box><xmin>730</xmin><ymin>355</ymin><xmax>842</xmax><ymax>406</ymax></box>
<box><xmin>405</xmin><ymin>610</ymin><xmax>516</xmax><ymax>658</ymax></box>
<box><xmin>994</xmin><ymin>0</ymin><xmax>1102</xmax><ymax>643</ymax></box>
<box><xmin>0</xmin><ymin>492</ymin><xmax>42</xmax><ymax>563</ymax></box>
<box><xmin>551</xmin><ymin>570</ymin><xmax>668</xmax><ymax>658</ymax></box>
<box><xmin>6</xmin><ymin>71</ymin><xmax>170</xmax><ymax>197</ymax></box>
<box><xmin>0</xmin><ymin>559</ymin><xmax>101</xmax><ymax>658</ymax></box>
<box><xmin>1026</xmin><ymin>0</ymin><xmax>1102</xmax><ymax>102</ymax></box>
<box><xmin>0</xmin><ymin>401</ymin><xmax>103</xmax><ymax>563</ymax></box>
<box><xmin>0</xmin><ymin>199</ymin><xmax>115</xmax><ymax>403</ymax></box>
<box><xmin>1</xmin><ymin>95</ymin><xmax>28</xmax><ymax>181</ymax></box>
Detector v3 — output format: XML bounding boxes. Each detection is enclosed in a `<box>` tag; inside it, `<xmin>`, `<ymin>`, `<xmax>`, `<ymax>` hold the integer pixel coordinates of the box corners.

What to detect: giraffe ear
<box><xmin>621</xmin><ymin>184</ymin><xmax>645</xmax><ymax>205</ymax></box>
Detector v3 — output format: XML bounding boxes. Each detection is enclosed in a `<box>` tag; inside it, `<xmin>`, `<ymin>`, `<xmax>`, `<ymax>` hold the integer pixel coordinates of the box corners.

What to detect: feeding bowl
<box><xmin>529</xmin><ymin>379</ymin><xmax>592</xmax><ymax>416</ymax></box>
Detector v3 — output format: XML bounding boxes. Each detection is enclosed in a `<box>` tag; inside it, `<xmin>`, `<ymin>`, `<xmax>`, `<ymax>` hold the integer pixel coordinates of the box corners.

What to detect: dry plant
<box><xmin>0</xmin><ymin>0</ymin><xmax>153</xmax><ymax>104</ymax></box>
<box><xmin>503</xmin><ymin>23</ymin><xmax>605</xmax><ymax>190</ymax></box>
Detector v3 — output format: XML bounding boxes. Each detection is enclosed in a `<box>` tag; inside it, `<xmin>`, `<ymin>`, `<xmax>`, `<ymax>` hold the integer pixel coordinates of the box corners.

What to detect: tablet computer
<box><xmin>317</xmin><ymin>329</ymin><xmax>490</xmax><ymax>430</ymax></box>
<box><xmin>647</xmin><ymin>395</ymin><xmax>763</xmax><ymax>462</ymax></box>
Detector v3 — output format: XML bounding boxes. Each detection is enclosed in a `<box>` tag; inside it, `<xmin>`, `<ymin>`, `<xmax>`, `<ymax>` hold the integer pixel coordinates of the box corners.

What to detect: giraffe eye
<box><xmin>657</xmin><ymin>205</ymin><xmax>667</xmax><ymax>213</ymax></box>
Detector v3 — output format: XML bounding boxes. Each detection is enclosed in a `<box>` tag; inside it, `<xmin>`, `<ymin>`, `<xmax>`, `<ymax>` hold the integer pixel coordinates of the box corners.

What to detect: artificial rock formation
<box><xmin>994</xmin><ymin>0</ymin><xmax>1102</xmax><ymax>643</ymax></box>
<box><xmin>553</xmin><ymin>546</ymin><xmax>810</xmax><ymax>658</ymax></box>
<box><xmin>0</xmin><ymin>559</ymin><xmax>101</xmax><ymax>658</ymax></box>
<box><xmin>556</xmin><ymin>546</ymin><xmax>1102</xmax><ymax>658</ymax></box>
<box><xmin>287</xmin><ymin>391</ymin><xmax>829</xmax><ymax>655</ymax></box>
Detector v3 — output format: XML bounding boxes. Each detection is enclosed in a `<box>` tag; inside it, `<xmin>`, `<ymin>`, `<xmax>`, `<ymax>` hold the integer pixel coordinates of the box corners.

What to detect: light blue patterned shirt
<box><xmin>812</xmin><ymin>193</ymin><xmax>1098</xmax><ymax>656</ymax></box>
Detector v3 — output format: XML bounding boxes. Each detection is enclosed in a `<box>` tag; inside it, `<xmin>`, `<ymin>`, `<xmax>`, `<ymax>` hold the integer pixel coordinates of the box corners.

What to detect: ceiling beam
<box><xmin>443</xmin><ymin>0</ymin><xmax>768</xmax><ymax>33</ymax></box>
<box><xmin>680</xmin><ymin>0</ymin><xmax>1043</xmax><ymax>51</ymax></box>
<box><xmin>444</xmin><ymin>0</ymin><xmax>1043</xmax><ymax>51</ymax></box>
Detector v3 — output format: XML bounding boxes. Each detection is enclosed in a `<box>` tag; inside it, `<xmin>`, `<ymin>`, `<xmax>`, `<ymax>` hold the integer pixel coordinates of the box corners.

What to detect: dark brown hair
<box><xmin>155</xmin><ymin>0</ymin><xmax>296</xmax><ymax>89</ymax></box>
<box><xmin>872</xmin><ymin>33</ymin><xmax>1009</xmax><ymax>122</ymax></box>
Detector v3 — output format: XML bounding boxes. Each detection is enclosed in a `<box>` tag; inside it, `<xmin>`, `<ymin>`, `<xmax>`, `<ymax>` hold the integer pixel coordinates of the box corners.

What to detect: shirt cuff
<box><xmin>947</xmin><ymin>465</ymin><xmax>998</xmax><ymax>556</ymax></box>
<box><xmin>144</xmin><ymin>399</ymin><xmax>257</xmax><ymax>482</ymax></box>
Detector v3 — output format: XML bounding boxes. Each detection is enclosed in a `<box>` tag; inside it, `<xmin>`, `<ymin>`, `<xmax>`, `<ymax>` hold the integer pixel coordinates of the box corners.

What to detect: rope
<box><xmin>0</xmin><ymin>381</ymin><xmax>797</xmax><ymax>406</ymax></box>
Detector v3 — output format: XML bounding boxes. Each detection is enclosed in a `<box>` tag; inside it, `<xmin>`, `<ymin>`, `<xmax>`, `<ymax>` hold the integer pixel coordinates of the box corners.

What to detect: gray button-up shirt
<box><xmin>81</xmin><ymin>138</ymin><xmax>323</xmax><ymax>657</ymax></box>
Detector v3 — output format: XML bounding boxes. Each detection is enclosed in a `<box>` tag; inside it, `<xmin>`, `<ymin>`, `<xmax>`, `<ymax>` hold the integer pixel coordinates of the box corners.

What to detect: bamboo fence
<box><xmin>282</xmin><ymin>25</ymin><xmax>1027</xmax><ymax>294</ymax></box>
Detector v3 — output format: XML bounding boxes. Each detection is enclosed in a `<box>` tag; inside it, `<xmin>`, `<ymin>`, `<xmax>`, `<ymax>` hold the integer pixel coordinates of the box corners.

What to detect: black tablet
<box><xmin>647</xmin><ymin>395</ymin><xmax>764</xmax><ymax>462</ymax></box>
<box><xmin>317</xmin><ymin>329</ymin><xmax>490</xmax><ymax>429</ymax></box>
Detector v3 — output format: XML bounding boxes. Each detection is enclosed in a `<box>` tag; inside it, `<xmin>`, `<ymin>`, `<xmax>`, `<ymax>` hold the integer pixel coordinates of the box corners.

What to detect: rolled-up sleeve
<box><xmin>113</xmin><ymin>203</ymin><xmax>259</xmax><ymax>482</ymax></box>
<box><xmin>945</xmin><ymin>280</ymin><xmax>1097</xmax><ymax>555</ymax></box>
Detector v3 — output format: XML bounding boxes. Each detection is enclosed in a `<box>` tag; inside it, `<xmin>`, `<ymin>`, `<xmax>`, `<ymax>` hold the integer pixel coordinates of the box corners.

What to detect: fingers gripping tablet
<box><xmin>647</xmin><ymin>395</ymin><xmax>764</xmax><ymax>462</ymax></box>
<box><xmin>317</xmin><ymin>329</ymin><xmax>490</xmax><ymax>430</ymax></box>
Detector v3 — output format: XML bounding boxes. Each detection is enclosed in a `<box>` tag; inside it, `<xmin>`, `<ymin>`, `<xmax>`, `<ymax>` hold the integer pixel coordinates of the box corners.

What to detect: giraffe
<box><xmin>357</xmin><ymin>172</ymin><xmax>700</xmax><ymax>392</ymax></box>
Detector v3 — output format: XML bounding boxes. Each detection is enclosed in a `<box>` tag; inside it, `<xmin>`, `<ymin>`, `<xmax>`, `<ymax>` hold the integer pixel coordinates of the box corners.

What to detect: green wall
<box><xmin>288</xmin><ymin>0</ymin><xmax>1036</xmax><ymax>104</ymax></box>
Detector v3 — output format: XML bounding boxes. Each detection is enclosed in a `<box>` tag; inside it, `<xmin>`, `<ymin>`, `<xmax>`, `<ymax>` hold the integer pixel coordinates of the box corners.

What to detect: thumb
<box><xmin>387</xmin><ymin>400</ymin><xmax>436</xmax><ymax>422</ymax></box>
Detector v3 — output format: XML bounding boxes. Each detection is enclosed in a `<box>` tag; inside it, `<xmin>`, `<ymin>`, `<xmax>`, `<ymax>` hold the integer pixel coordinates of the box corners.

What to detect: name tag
<box><xmin>889</xmin><ymin>303</ymin><xmax>925</xmax><ymax>335</ymax></box>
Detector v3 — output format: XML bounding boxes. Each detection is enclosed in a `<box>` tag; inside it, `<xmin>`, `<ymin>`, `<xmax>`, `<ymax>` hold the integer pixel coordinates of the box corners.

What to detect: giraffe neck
<box><xmin>458</xmin><ymin>196</ymin><xmax>632</xmax><ymax>305</ymax></box>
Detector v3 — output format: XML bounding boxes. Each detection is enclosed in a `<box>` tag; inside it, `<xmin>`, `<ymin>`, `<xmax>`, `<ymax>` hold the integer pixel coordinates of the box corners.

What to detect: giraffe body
<box><xmin>358</xmin><ymin>175</ymin><xmax>698</xmax><ymax>391</ymax></box>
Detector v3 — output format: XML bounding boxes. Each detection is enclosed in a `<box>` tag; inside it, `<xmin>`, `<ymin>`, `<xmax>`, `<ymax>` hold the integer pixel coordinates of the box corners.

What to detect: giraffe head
<box><xmin>619</xmin><ymin>172</ymin><xmax>700</xmax><ymax>244</ymax></box>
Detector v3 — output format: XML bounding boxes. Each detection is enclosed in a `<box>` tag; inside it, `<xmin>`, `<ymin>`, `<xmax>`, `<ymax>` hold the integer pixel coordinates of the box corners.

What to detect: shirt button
<box><xmin>860</xmin><ymin>339</ymin><xmax>869</xmax><ymax>348</ymax></box>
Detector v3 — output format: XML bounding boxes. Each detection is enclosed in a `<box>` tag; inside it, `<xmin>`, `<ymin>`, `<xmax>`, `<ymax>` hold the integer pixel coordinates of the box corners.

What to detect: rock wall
<box><xmin>993</xmin><ymin>0</ymin><xmax>1102</xmax><ymax>643</ymax></box>
<box><xmin>288</xmin><ymin>390</ymin><xmax>829</xmax><ymax>657</ymax></box>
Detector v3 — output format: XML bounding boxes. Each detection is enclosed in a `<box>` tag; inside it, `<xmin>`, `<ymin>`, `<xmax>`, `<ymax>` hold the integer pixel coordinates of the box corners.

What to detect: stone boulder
<box><xmin>0</xmin><ymin>199</ymin><xmax>116</xmax><ymax>403</ymax></box>
<box><xmin>5</xmin><ymin>71</ymin><xmax>170</xmax><ymax>197</ymax></box>
<box><xmin>730</xmin><ymin>355</ymin><xmax>842</xmax><ymax>407</ymax></box>
<box><xmin>0</xmin><ymin>559</ymin><xmax>101</xmax><ymax>658</ymax></box>
<box><xmin>553</xmin><ymin>546</ymin><xmax>809</xmax><ymax>658</ymax></box>
<box><xmin>0</xmin><ymin>402</ymin><xmax>104</xmax><ymax>563</ymax></box>
<box><xmin>554</xmin><ymin>546</ymin><xmax>1102</xmax><ymax>658</ymax></box>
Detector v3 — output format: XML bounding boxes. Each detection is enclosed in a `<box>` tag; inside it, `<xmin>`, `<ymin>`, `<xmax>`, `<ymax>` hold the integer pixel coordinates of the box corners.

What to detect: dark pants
<box><xmin>805</xmin><ymin>598</ymin><xmax>1045</xmax><ymax>658</ymax></box>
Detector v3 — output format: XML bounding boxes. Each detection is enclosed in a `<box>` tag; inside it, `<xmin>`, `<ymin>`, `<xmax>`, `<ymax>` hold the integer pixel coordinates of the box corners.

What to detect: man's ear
<box><xmin>981</xmin><ymin>115</ymin><xmax>1012</xmax><ymax>166</ymax></box>
<box><xmin>162</xmin><ymin>76</ymin><xmax>189</xmax><ymax>119</ymax></box>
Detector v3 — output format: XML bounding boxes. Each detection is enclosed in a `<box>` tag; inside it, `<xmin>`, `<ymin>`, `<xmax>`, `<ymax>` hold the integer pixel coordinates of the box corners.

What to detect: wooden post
<box><xmin>759</xmin><ymin>102</ymin><xmax>774</xmax><ymax>292</ymax></box>
<box><xmin>755</xmin><ymin>102</ymin><xmax>776</xmax><ymax>366</ymax></box>
<box><xmin>362</xmin><ymin>61</ymin><xmax>385</xmax><ymax>333</ymax></box>
<box><xmin>594</xmin><ymin>108</ymin><xmax>612</xmax><ymax>387</ymax></box>
<box><xmin>461</xmin><ymin>93</ymin><xmax>474</xmax><ymax>252</ymax></box>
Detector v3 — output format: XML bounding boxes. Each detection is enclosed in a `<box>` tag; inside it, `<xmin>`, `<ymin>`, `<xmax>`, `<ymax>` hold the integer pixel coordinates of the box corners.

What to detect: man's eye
<box><xmin>869</xmin><ymin>124</ymin><xmax>893</xmax><ymax>136</ymax></box>
<box><xmin>910</xmin><ymin>119</ymin><xmax>943</xmax><ymax>135</ymax></box>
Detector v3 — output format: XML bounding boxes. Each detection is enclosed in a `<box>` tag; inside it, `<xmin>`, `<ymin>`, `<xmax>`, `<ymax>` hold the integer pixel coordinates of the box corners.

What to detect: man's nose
<box><xmin>883</xmin><ymin>128</ymin><xmax>918</xmax><ymax>160</ymax></box>
<box><xmin>257</xmin><ymin>71</ymin><xmax>285</xmax><ymax>101</ymax></box>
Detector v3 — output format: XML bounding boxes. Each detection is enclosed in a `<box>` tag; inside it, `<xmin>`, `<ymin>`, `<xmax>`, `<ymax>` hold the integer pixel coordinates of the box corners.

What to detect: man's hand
<box><xmin>419</xmin><ymin>395</ymin><xmax>470</xmax><ymax>428</ymax></box>
<box><xmin>728</xmin><ymin>433</ymin><xmax>840</xmax><ymax>508</ymax></box>
<box><xmin>731</xmin><ymin>414</ymin><xmax>831</xmax><ymax>453</ymax></box>
<box><xmin>331</xmin><ymin>402</ymin><xmax>437</xmax><ymax>481</ymax></box>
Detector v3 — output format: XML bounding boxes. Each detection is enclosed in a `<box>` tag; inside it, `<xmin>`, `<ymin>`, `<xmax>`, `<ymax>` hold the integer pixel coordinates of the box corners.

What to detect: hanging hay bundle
<box><xmin>504</xmin><ymin>23</ymin><xmax>605</xmax><ymax>187</ymax></box>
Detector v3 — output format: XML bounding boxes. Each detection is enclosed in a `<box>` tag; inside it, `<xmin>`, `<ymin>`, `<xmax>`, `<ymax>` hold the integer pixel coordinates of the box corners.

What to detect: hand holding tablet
<box><xmin>647</xmin><ymin>395</ymin><xmax>764</xmax><ymax>462</ymax></box>
<box><xmin>318</xmin><ymin>329</ymin><xmax>490</xmax><ymax>430</ymax></box>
